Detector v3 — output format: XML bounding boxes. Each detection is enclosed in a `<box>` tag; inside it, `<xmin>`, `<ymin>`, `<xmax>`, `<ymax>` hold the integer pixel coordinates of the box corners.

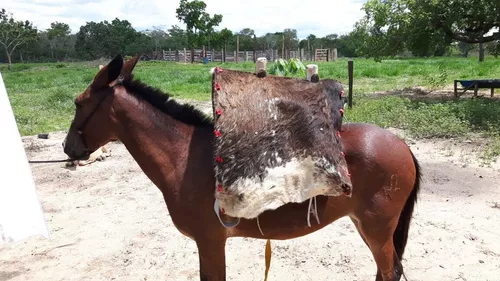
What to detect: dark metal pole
<box><xmin>348</xmin><ymin>60</ymin><xmax>353</xmax><ymax>109</ymax></box>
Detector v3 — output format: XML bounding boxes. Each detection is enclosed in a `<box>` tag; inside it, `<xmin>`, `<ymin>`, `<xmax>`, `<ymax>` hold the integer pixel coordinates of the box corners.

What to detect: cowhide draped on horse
<box><xmin>211</xmin><ymin>67</ymin><xmax>352</xmax><ymax>219</ymax></box>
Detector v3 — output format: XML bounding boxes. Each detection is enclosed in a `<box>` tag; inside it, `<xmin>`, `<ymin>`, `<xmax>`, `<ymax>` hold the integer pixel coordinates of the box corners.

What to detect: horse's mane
<box><xmin>120</xmin><ymin>74</ymin><xmax>214</xmax><ymax>128</ymax></box>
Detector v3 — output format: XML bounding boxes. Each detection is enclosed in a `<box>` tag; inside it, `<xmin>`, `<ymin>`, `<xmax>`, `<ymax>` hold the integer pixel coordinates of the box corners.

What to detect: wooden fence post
<box><xmin>332</xmin><ymin>48</ymin><xmax>338</xmax><ymax>61</ymax></box>
<box><xmin>236</xmin><ymin>35</ymin><xmax>239</xmax><ymax>63</ymax></box>
<box><xmin>282</xmin><ymin>34</ymin><xmax>285</xmax><ymax>59</ymax></box>
<box><xmin>253</xmin><ymin>35</ymin><xmax>257</xmax><ymax>63</ymax></box>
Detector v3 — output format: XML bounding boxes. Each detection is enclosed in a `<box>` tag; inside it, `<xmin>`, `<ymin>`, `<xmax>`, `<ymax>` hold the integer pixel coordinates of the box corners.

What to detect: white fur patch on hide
<box><xmin>215</xmin><ymin>155</ymin><xmax>344</xmax><ymax>219</ymax></box>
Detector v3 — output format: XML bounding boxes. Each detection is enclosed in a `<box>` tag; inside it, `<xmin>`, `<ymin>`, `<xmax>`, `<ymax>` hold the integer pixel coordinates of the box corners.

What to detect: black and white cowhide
<box><xmin>211</xmin><ymin>67</ymin><xmax>352</xmax><ymax>219</ymax></box>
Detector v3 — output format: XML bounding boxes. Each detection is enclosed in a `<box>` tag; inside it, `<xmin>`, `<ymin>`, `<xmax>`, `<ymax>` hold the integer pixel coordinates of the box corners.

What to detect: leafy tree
<box><xmin>75</xmin><ymin>21</ymin><xmax>109</xmax><ymax>59</ymax></box>
<box><xmin>219</xmin><ymin>28</ymin><xmax>233</xmax><ymax>48</ymax></box>
<box><xmin>217</xmin><ymin>28</ymin><xmax>232</xmax><ymax>61</ymax></box>
<box><xmin>259</xmin><ymin>33</ymin><xmax>279</xmax><ymax>50</ymax></box>
<box><xmin>47</xmin><ymin>22</ymin><xmax>71</xmax><ymax>60</ymax></box>
<box><xmin>319</xmin><ymin>34</ymin><xmax>339</xmax><ymax>49</ymax></box>
<box><xmin>458</xmin><ymin>42</ymin><xmax>475</xmax><ymax>58</ymax></box>
<box><xmin>0</xmin><ymin>9</ymin><xmax>38</xmax><ymax>69</ymax></box>
<box><xmin>143</xmin><ymin>26</ymin><xmax>169</xmax><ymax>57</ymax></box>
<box><xmin>175</xmin><ymin>0</ymin><xmax>223</xmax><ymax>50</ymax></box>
<box><xmin>275</xmin><ymin>29</ymin><xmax>298</xmax><ymax>58</ymax></box>
<box><xmin>236</xmin><ymin>28</ymin><xmax>255</xmax><ymax>50</ymax></box>
<box><xmin>352</xmin><ymin>2</ymin><xmax>415</xmax><ymax>60</ymax></box>
<box><xmin>75</xmin><ymin>18</ymin><xmax>148</xmax><ymax>60</ymax></box>
<box><xmin>166</xmin><ymin>25</ymin><xmax>188</xmax><ymax>49</ymax></box>
<box><xmin>306</xmin><ymin>34</ymin><xmax>317</xmax><ymax>50</ymax></box>
<box><xmin>356</xmin><ymin>0</ymin><xmax>500</xmax><ymax>61</ymax></box>
<box><xmin>337</xmin><ymin>33</ymin><xmax>363</xmax><ymax>57</ymax></box>
<box><xmin>486</xmin><ymin>41</ymin><xmax>500</xmax><ymax>57</ymax></box>
<box><xmin>298</xmin><ymin>39</ymin><xmax>307</xmax><ymax>49</ymax></box>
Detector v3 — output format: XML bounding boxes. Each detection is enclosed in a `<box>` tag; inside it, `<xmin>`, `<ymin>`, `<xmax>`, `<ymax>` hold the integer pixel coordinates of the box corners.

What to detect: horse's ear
<box><xmin>121</xmin><ymin>54</ymin><xmax>140</xmax><ymax>77</ymax></box>
<box><xmin>92</xmin><ymin>54</ymin><xmax>123</xmax><ymax>89</ymax></box>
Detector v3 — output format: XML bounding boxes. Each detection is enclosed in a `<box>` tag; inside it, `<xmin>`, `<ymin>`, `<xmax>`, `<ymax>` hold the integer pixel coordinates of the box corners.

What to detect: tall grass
<box><xmin>1</xmin><ymin>56</ymin><xmax>500</xmax><ymax>162</ymax></box>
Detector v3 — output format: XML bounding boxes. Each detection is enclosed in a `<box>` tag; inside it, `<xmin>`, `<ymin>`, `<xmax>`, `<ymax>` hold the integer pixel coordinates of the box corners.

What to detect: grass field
<box><xmin>2</xmin><ymin>56</ymin><xmax>500</xmax><ymax>162</ymax></box>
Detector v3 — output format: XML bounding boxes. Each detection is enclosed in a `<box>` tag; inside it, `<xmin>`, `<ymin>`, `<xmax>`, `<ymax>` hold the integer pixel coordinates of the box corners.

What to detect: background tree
<box><xmin>47</xmin><ymin>22</ymin><xmax>71</xmax><ymax>60</ymax></box>
<box><xmin>166</xmin><ymin>25</ymin><xmax>188</xmax><ymax>49</ymax></box>
<box><xmin>486</xmin><ymin>41</ymin><xmax>500</xmax><ymax>57</ymax></box>
<box><xmin>274</xmin><ymin>29</ymin><xmax>298</xmax><ymax>58</ymax></box>
<box><xmin>306</xmin><ymin>34</ymin><xmax>317</xmax><ymax>51</ymax></box>
<box><xmin>336</xmin><ymin>33</ymin><xmax>362</xmax><ymax>57</ymax></box>
<box><xmin>0</xmin><ymin>9</ymin><xmax>38</xmax><ymax>69</ymax></box>
<box><xmin>218</xmin><ymin>28</ymin><xmax>232</xmax><ymax>61</ymax></box>
<box><xmin>318</xmin><ymin>34</ymin><xmax>339</xmax><ymax>50</ymax></box>
<box><xmin>75</xmin><ymin>18</ymin><xmax>147</xmax><ymax>60</ymax></box>
<box><xmin>356</xmin><ymin>0</ymin><xmax>500</xmax><ymax>61</ymax></box>
<box><xmin>259</xmin><ymin>32</ymin><xmax>279</xmax><ymax>51</ymax></box>
<box><xmin>458</xmin><ymin>42</ymin><xmax>476</xmax><ymax>58</ymax></box>
<box><xmin>143</xmin><ymin>26</ymin><xmax>169</xmax><ymax>58</ymax></box>
<box><xmin>199</xmin><ymin>11</ymin><xmax>222</xmax><ymax>51</ymax></box>
<box><xmin>175</xmin><ymin>0</ymin><xmax>223</xmax><ymax>50</ymax></box>
<box><xmin>236</xmin><ymin>28</ymin><xmax>255</xmax><ymax>50</ymax></box>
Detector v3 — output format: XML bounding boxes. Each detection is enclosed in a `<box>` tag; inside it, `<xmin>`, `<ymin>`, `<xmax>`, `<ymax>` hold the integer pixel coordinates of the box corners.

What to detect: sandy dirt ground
<box><xmin>1</xmin><ymin>101</ymin><xmax>500</xmax><ymax>281</ymax></box>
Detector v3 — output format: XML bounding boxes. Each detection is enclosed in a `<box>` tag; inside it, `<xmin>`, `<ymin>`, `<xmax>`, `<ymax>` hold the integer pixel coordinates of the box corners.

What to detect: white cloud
<box><xmin>3</xmin><ymin>0</ymin><xmax>366</xmax><ymax>39</ymax></box>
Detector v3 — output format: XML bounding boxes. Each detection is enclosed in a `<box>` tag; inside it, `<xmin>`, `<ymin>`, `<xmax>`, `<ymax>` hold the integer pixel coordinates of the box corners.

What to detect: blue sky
<box><xmin>3</xmin><ymin>0</ymin><xmax>367</xmax><ymax>39</ymax></box>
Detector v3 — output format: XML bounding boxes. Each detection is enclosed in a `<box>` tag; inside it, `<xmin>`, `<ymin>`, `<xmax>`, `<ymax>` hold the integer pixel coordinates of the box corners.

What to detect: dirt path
<box><xmin>1</xmin><ymin>102</ymin><xmax>499</xmax><ymax>281</ymax></box>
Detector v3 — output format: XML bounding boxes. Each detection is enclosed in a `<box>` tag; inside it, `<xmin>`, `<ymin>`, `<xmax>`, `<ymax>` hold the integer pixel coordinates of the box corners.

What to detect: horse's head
<box><xmin>62</xmin><ymin>54</ymin><xmax>140</xmax><ymax>160</ymax></box>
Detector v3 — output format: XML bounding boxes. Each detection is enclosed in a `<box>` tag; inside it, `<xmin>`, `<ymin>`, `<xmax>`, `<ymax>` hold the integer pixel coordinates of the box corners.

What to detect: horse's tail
<box><xmin>393</xmin><ymin>148</ymin><xmax>422</xmax><ymax>260</ymax></box>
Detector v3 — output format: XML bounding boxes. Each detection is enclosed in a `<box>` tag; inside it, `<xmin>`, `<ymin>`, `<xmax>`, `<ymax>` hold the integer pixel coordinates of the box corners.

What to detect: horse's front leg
<box><xmin>196</xmin><ymin>237</ymin><xmax>227</xmax><ymax>281</ymax></box>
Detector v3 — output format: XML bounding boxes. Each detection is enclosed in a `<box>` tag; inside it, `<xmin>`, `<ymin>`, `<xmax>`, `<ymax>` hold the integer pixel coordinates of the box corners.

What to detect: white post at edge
<box><xmin>255</xmin><ymin>57</ymin><xmax>267</xmax><ymax>78</ymax></box>
<box><xmin>306</xmin><ymin>64</ymin><xmax>319</xmax><ymax>81</ymax></box>
<box><xmin>0</xmin><ymin>73</ymin><xmax>50</xmax><ymax>245</ymax></box>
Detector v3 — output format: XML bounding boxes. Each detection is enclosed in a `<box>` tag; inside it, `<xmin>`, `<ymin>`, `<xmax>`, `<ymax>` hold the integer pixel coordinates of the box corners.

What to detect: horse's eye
<box><xmin>75</xmin><ymin>102</ymin><xmax>81</xmax><ymax>109</ymax></box>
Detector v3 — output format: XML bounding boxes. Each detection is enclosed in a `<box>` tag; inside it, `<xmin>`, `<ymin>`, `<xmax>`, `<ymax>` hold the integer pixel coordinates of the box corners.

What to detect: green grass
<box><xmin>345</xmin><ymin>95</ymin><xmax>500</xmax><ymax>163</ymax></box>
<box><xmin>2</xmin><ymin>56</ymin><xmax>500</xmax><ymax>162</ymax></box>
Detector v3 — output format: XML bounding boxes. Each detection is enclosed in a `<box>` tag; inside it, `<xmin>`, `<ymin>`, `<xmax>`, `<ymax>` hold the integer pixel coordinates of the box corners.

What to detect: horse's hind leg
<box><xmin>351</xmin><ymin>217</ymin><xmax>403</xmax><ymax>281</ymax></box>
<box><xmin>195</xmin><ymin>237</ymin><xmax>227</xmax><ymax>281</ymax></box>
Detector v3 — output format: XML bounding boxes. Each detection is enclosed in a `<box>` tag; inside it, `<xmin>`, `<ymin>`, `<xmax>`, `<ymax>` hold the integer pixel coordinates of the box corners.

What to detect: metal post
<box><xmin>348</xmin><ymin>60</ymin><xmax>353</xmax><ymax>109</ymax></box>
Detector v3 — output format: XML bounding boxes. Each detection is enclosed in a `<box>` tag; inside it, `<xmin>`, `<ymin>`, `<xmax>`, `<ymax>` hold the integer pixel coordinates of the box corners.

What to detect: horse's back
<box><xmin>342</xmin><ymin>122</ymin><xmax>411</xmax><ymax>159</ymax></box>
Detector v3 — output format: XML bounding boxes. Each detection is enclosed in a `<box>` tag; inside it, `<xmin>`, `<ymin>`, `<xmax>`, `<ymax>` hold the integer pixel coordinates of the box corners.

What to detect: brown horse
<box><xmin>63</xmin><ymin>54</ymin><xmax>421</xmax><ymax>281</ymax></box>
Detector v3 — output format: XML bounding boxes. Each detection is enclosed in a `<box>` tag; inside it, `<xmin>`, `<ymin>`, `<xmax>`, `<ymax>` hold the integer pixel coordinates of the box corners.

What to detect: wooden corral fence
<box><xmin>163</xmin><ymin>49</ymin><xmax>279</xmax><ymax>63</ymax></box>
<box><xmin>162</xmin><ymin>48</ymin><xmax>337</xmax><ymax>63</ymax></box>
<box><xmin>314</xmin><ymin>48</ymin><xmax>338</xmax><ymax>62</ymax></box>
